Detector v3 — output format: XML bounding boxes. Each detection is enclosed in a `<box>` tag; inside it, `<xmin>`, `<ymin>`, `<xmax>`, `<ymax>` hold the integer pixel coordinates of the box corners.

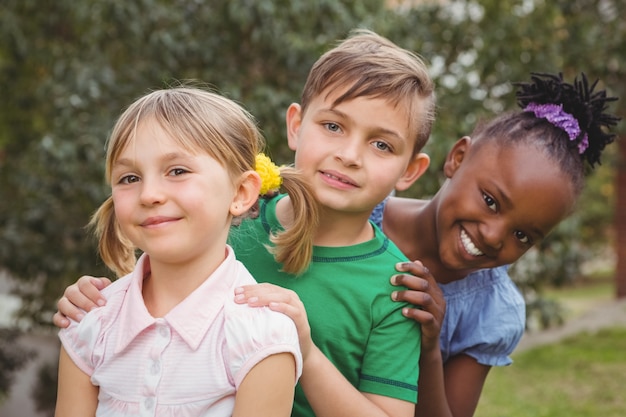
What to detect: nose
<box><xmin>334</xmin><ymin>137</ymin><xmax>362</xmax><ymax>167</ymax></box>
<box><xmin>480</xmin><ymin>219</ymin><xmax>506</xmax><ymax>252</ymax></box>
<box><xmin>139</xmin><ymin>177</ymin><xmax>166</xmax><ymax>206</ymax></box>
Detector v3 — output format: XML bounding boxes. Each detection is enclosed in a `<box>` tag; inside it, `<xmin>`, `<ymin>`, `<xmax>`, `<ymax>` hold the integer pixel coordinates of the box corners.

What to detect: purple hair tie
<box><xmin>524</xmin><ymin>102</ymin><xmax>589</xmax><ymax>154</ymax></box>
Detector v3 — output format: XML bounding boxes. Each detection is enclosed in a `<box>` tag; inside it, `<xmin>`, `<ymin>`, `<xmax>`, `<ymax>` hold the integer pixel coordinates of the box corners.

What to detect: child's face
<box><xmin>434</xmin><ymin>138</ymin><xmax>576</xmax><ymax>272</ymax></box>
<box><xmin>286</xmin><ymin>89</ymin><xmax>428</xmax><ymax>216</ymax></box>
<box><xmin>110</xmin><ymin>121</ymin><xmax>239</xmax><ymax>265</ymax></box>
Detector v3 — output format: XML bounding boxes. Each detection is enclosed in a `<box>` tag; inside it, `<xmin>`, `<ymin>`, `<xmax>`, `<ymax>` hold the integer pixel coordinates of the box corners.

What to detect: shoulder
<box><xmin>440</xmin><ymin>266</ymin><xmax>526</xmax><ymax>365</ymax></box>
<box><xmin>443</xmin><ymin>266</ymin><xmax>525</xmax><ymax>324</ymax></box>
<box><xmin>373</xmin><ymin>225</ymin><xmax>409</xmax><ymax>264</ymax></box>
<box><xmin>58</xmin><ymin>275</ymin><xmax>133</xmax><ymax>374</ymax></box>
<box><xmin>222</xmin><ymin>295</ymin><xmax>301</xmax><ymax>387</ymax></box>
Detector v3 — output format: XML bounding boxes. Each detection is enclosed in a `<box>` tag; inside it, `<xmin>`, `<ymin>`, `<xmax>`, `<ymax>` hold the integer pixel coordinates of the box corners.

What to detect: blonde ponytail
<box><xmin>88</xmin><ymin>196</ymin><xmax>136</xmax><ymax>277</ymax></box>
<box><xmin>268</xmin><ymin>166</ymin><xmax>319</xmax><ymax>276</ymax></box>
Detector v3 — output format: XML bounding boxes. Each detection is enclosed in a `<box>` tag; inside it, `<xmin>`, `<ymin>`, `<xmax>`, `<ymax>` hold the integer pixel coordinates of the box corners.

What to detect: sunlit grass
<box><xmin>476</xmin><ymin>327</ymin><xmax>626</xmax><ymax>417</ymax></box>
<box><xmin>543</xmin><ymin>280</ymin><xmax>614</xmax><ymax>320</ymax></box>
<box><xmin>476</xmin><ymin>274</ymin><xmax>624</xmax><ymax>417</ymax></box>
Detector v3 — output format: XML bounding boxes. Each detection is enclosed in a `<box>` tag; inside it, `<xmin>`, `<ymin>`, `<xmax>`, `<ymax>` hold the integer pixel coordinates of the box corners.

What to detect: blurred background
<box><xmin>1</xmin><ymin>0</ymin><xmax>625</xmax><ymax>416</ymax></box>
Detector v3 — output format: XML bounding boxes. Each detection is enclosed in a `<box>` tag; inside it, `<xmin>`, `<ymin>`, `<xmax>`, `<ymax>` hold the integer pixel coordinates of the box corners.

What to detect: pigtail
<box><xmin>514</xmin><ymin>72</ymin><xmax>620</xmax><ymax>169</ymax></box>
<box><xmin>268</xmin><ymin>166</ymin><xmax>319</xmax><ymax>276</ymax></box>
<box><xmin>88</xmin><ymin>196</ymin><xmax>136</xmax><ymax>277</ymax></box>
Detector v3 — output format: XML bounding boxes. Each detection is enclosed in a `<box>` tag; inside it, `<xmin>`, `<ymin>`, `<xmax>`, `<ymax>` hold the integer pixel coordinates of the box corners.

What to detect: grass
<box><xmin>543</xmin><ymin>280</ymin><xmax>614</xmax><ymax>321</ymax></box>
<box><xmin>475</xmin><ymin>327</ymin><xmax>626</xmax><ymax>417</ymax></box>
<box><xmin>476</xmin><ymin>278</ymin><xmax>625</xmax><ymax>417</ymax></box>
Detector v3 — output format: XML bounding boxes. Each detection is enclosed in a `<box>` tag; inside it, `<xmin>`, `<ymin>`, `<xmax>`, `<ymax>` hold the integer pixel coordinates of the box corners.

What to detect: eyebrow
<box><xmin>322</xmin><ymin>107</ymin><xmax>406</xmax><ymax>142</ymax></box>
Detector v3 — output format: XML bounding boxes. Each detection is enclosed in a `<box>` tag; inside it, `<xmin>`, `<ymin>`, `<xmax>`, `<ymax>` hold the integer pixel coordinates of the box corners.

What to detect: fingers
<box><xmin>233</xmin><ymin>283</ymin><xmax>314</xmax><ymax>358</ymax></box>
<box><xmin>52</xmin><ymin>311</ymin><xmax>72</xmax><ymax>328</ymax></box>
<box><xmin>234</xmin><ymin>283</ymin><xmax>301</xmax><ymax>308</ymax></box>
<box><xmin>71</xmin><ymin>277</ymin><xmax>107</xmax><ymax>310</ymax></box>
<box><xmin>78</xmin><ymin>276</ymin><xmax>111</xmax><ymax>306</ymax></box>
<box><xmin>402</xmin><ymin>307</ymin><xmax>442</xmax><ymax>352</ymax></box>
<box><xmin>390</xmin><ymin>260</ymin><xmax>446</xmax><ymax>351</ymax></box>
<box><xmin>390</xmin><ymin>261</ymin><xmax>436</xmax><ymax>307</ymax></box>
<box><xmin>54</xmin><ymin>276</ymin><xmax>110</xmax><ymax>327</ymax></box>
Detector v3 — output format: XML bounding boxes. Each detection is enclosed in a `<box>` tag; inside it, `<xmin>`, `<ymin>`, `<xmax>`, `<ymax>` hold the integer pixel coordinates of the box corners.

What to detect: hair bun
<box><xmin>514</xmin><ymin>72</ymin><xmax>621</xmax><ymax>168</ymax></box>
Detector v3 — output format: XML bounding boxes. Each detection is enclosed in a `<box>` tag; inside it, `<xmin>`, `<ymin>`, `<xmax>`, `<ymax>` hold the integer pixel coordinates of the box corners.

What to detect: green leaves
<box><xmin>1</xmin><ymin>0</ymin><xmax>623</xmax><ymax>328</ymax></box>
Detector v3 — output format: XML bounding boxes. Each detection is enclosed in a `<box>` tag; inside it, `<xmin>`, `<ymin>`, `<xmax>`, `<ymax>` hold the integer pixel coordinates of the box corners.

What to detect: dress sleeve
<box><xmin>58</xmin><ymin>309</ymin><xmax>105</xmax><ymax>376</ymax></box>
<box><xmin>224</xmin><ymin>302</ymin><xmax>302</xmax><ymax>388</ymax></box>
<box><xmin>460</xmin><ymin>304</ymin><xmax>525</xmax><ymax>366</ymax></box>
<box><xmin>442</xmin><ymin>268</ymin><xmax>526</xmax><ymax>367</ymax></box>
<box><xmin>57</xmin><ymin>276</ymin><xmax>128</xmax><ymax>376</ymax></box>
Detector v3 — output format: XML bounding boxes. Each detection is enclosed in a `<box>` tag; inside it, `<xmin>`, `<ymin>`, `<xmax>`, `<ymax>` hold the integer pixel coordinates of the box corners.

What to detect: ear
<box><xmin>394</xmin><ymin>152</ymin><xmax>431</xmax><ymax>192</ymax></box>
<box><xmin>443</xmin><ymin>136</ymin><xmax>471</xmax><ymax>179</ymax></box>
<box><xmin>286</xmin><ymin>103</ymin><xmax>303</xmax><ymax>151</ymax></box>
<box><xmin>230</xmin><ymin>171</ymin><xmax>262</xmax><ymax>216</ymax></box>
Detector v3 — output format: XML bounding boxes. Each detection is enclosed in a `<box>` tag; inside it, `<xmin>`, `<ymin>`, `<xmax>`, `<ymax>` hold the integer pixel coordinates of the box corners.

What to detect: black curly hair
<box><xmin>471</xmin><ymin>72</ymin><xmax>621</xmax><ymax>196</ymax></box>
<box><xmin>515</xmin><ymin>72</ymin><xmax>620</xmax><ymax>168</ymax></box>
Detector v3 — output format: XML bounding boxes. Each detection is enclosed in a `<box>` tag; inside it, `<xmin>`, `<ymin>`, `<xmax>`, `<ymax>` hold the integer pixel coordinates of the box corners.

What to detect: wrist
<box><xmin>420</xmin><ymin>342</ymin><xmax>443</xmax><ymax>363</ymax></box>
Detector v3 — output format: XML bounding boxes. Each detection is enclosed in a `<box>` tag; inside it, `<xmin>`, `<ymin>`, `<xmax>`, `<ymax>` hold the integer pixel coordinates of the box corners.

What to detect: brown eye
<box><xmin>514</xmin><ymin>230</ymin><xmax>530</xmax><ymax>245</ymax></box>
<box><xmin>168</xmin><ymin>168</ymin><xmax>188</xmax><ymax>176</ymax></box>
<box><xmin>120</xmin><ymin>175</ymin><xmax>140</xmax><ymax>184</ymax></box>
<box><xmin>482</xmin><ymin>193</ymin><xmax>497</xmax><ymax>211</ymax></box>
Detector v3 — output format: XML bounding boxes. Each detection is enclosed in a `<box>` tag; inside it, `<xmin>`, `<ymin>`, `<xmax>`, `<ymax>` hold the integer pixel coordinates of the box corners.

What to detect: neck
<box><xmin>141</xmin><ymin>248</ymin><xmax>227</xmax><ymax>317</ymax></box>
<box><xmin>383</xmin><ymin>196</ymin><xmax>474</xmax><ymax>284</ymax></box>
<box><xmin>275</xmin><ymin>196</ymin><xmax>374</xmax><ymax>247</ymax></box>
<box><xmin>314</xmin><ymin>207</ymin><xmax>374</xmax><ymax>247</ymax></box>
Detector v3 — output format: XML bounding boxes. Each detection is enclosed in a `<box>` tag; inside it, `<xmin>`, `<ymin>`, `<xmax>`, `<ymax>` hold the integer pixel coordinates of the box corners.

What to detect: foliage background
<box><xmin>1</xmin><ymin>0</ymin><xmax>625</xmax><ymax>408</ymax></box>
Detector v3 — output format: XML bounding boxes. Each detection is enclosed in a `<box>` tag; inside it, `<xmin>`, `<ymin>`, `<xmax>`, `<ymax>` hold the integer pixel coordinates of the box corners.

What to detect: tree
<box><xmin>0</xmin><ymin>329</ymin><xmax>35</xmax><ymax>403</ymax></box>
<box><xmin>1</xmin><ymin>0</ymin><xmax>623</xmax><ymax>330</ymax></box>
<box><xmin>0</xmin><ymin>0</ymin><xmax>393</xmax><ymax>326</ymax></box>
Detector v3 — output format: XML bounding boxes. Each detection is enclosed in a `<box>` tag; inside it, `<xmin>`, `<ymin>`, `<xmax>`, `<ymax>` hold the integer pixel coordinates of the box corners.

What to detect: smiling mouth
<box><xmin>460</xmin><ymin>229</ymin><xmax>484</xmax><ymax>257</ymax></box>
<box><xmin>141</xmin><ymin>217</ymin><xmax>177</xmax><ymax>227</ymax></box>
<box><xmin>321</xmin><ymin>171</ymin><xmax>357</xmax><ymax>187</ymax></box>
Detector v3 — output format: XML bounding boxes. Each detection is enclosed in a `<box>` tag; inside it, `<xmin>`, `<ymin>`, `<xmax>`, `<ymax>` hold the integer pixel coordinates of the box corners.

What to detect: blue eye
<box><xmin>324</xmin><ymin>122</ymin><xmax>342</xmax><ymax>133</ymax></box>
<box><xmin>373</xmin><ymin>141</ymin><xmax>391</xmax><ymax>152</ymax></box>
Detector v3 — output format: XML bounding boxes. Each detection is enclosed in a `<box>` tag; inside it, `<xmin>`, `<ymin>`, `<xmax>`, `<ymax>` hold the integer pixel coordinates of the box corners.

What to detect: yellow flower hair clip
<box><xmin>255</xmin><ymin>153</ymin><xmax>282</xmax><ymax>195</ymax></box>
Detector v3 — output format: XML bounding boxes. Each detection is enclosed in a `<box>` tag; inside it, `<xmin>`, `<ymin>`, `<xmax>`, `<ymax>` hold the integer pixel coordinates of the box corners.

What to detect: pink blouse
<box><xmin>59</xmin><ymin>247</ymin><xmax>302</xmax><ymax>417</ymax></box>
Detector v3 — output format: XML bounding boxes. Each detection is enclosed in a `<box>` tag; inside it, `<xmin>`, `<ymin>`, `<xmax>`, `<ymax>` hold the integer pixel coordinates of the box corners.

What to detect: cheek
<box><xmin>293</xmin><ymin>148</ymin><xmax>314</xmax><ymax>171</ymax></box>
<box><xmin>500</xmin><ymin>244</ymin><xmax>532</xmax><ymax>265</ymax></box>
<box><xmin>112</xmin><ymin>190</ymin><xmax>134</xmax><ymax>221</ymax></box>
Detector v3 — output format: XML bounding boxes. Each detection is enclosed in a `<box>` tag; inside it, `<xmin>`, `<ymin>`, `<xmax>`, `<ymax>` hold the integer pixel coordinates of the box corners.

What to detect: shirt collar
<box><xmin>115</xmin><ymin>247</ymin><xmax>241</xmax><ymax>352</ymax></box>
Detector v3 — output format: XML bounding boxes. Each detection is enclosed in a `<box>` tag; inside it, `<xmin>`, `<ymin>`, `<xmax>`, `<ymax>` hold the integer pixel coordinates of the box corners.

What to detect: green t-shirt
<box><xmin>229</xmin><ymin>195</ymin><xmax>421</xmax><ymax>417</ymax></box>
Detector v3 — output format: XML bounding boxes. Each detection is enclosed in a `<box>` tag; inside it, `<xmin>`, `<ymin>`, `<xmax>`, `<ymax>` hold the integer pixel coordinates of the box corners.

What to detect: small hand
<box><xmin>234</xmin><ymin>283</ymin><xmax>313</xmax><ymax>359</ymax></box>
<box><xmin>391</xmin><ymin>261</ymin><xmax>445</xmax><ymax>352</ymax></box>
<box><xmin>52</xmin><ymin>276</ymin><xmax>112</xmax><ymax>328</ymax></box>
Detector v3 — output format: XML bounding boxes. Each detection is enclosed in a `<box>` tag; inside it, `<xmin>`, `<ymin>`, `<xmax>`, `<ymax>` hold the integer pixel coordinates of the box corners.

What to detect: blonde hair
<box><xmin>301</xmin><ymin>29</ymin><xmax>436</xmax><ymax>155</ymax></box>
<box><xmin>90</xmin><ymin>87</ymin><xmax>318</xmax><ymax>276</ymax></box>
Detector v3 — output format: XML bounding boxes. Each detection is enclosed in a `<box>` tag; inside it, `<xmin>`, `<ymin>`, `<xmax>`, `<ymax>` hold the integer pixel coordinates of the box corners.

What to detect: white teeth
<box><xmin>324</xmin><ymin>173</ymin><xmax>351</xmax><ymax>184</ymax></box>
<box><xmin>460</xmin><ymin>229</ymin><xmax>484</xmax><ymax>256</ymax></box>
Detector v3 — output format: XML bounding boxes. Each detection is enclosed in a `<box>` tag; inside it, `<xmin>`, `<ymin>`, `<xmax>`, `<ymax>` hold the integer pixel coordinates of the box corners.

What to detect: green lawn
<box><xmin>476</xmin><ymin>327</ymin><xmax>626</xmax><ymax>417</ymax></box>
<box><xmin>476</xmin><ymin>273</ymin><xmax>623</xmax><ymax>417</ymax></box>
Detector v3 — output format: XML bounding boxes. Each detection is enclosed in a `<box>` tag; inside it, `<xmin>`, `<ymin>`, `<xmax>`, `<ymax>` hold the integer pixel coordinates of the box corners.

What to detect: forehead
<box><xmin>314</xmin><ymin>86</ymin><xmax>415</xmax><ymax>135</ymax></box>
<box><xmin>467</xmin><ymin>141</ymin><xmax>576</xmax><ymax>234</ymax></box>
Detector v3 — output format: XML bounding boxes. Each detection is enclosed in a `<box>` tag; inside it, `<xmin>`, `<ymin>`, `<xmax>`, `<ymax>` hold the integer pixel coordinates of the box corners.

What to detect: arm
<box><xmin>232</xmin><ymin>352</ymin><xmax>297</xmax><ymax>417</ymax></box>
<box><xmin>53</xmin><ymin>276</ymin><xmax>112</xmax><ymax>327</ymax></box>
<box><xmin>235</xmin><ymin>284</ymin><xmax>415</xmax><ymax>417</ymax></box>
<box><xmin>391</xmin><ymin>262</ymin><xmax>489</xmax><ymax>417</ymax></box>
<box><xmin>55</xmin><ymin>346</ymin><xmax>98</xmax><ymax>417</ymax></box>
